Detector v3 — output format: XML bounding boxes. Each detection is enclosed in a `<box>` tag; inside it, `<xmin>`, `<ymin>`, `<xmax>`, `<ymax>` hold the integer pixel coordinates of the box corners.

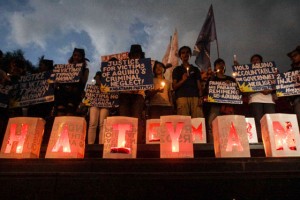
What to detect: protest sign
<box><xmin>101</xmin><ymin>52</ymin><xmax>129</xmax><ymax>62</ymax></box>
<box><xmin>0</xmin><ymin>84</ymin><xmax>12</xmax><ymax>108</ymax></box>
<box><xmin>84</xmin><ymin>84</ymin><xmax>119</xmax><ymax>108</ymax></box>
<box><xmin>207</xmin><ymin>81</ymin><xmax>242</xmax><ymax>104</ymax></box>
<box><xmin>101</xmin><ymin>58</ymin><xmax>154</xmax><ymax>91</ymax></box>
<box><xmin>232</xmin><ymin>61</ymin><xmax>277</xmax><ymax>92</ymax></box>
<box><xmin>49</xmin><ymin>63</ymin><xmax>83</xmax><ymax>83</ymax></box>
<box><xmin>276</xmin><ymin>70</ymin><xmax>300</xmax><ymax>97</ymax></box>
<box><xmin>9</xmin><ymin>71</ymin><xmax>54</xmax><ymax>108</ymax></box>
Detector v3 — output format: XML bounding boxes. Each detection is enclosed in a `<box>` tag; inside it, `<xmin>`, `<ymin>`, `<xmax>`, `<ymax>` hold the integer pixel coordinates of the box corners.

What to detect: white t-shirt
<box><xmin>249</xmin><ymin>92</ymin><xmax>274</xmax><ymax>104</ymax></box>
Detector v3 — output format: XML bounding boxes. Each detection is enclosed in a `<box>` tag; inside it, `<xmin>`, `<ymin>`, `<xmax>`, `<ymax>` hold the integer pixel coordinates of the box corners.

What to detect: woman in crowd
<box><xmin>55</xmin><ymin>48</ymin><xmax>89</xmax><ymax>116</ymax></box>
<box><xmin>146</xmin><ymin>61</ymin><xmax>173</xmax><ymax>119</ymax></box>
<box><xmin>87</xmin><ymin>71</ymin><xmax>109</xmax><ymax>144</ymax></box>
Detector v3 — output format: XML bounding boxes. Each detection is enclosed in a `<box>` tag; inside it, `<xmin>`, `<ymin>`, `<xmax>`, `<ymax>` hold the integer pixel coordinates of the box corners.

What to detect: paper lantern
<box><xmin>45</xmin><ymin>117</ymin><xmax>86</xmax><ymax>158</ymax></box>
<box><xmin>146</xmin><ymin>119</ymin><xmax>161</xmax><ymax>144</ymax></box>
<box><xmin>261</xmin><ymin>114</ymin><xmax>300</xmax><ymax>157</ymax></box>
<box><xmin>160</xmin><ymin>115</ymin><xmax>194</xmax><ymax>158</ymax></box>
<box><xmin>212</xmin><ymin>115</ymin><xmax>250</xmax><ymax>158</ymax></box>
<box><xmin>245</xmin><ymin>118</ymin><xmax>258</xmax><ymax>143</ymax></box>
<box><xmin>191</xmin><ymin>118</ymin><xmax>206</xmax><ymax>143</ymax></box>
<box><xmin>0</xmin><ymin>117</ymin><xmax>45</xmax><ymax>158</ymax></box>
<box><xmin>103</xmin><ymin>116</ymin><xmax>138</xmax><ymax>158</ymax></box>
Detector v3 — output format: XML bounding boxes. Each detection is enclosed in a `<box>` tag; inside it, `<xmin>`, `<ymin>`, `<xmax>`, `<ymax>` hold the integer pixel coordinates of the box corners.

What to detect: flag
<box><xmin>162</xmin><ymin>36</ymin><xmax>171</xmax><ymax>66</ymax></box>
<box><xmin>193</xmin><ymin>5</ymin><xmax>217</xmax><ymax>70</ymax></box>
<box><xmin>163</xmin><ymin>29</ymin><xmax>179</xmax><ymax>83</ymax></box>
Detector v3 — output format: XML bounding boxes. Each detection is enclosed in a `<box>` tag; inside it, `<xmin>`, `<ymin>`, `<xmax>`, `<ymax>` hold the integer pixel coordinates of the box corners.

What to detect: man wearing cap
<box><xmin>287</xmin><ymin>46</ymin><xmax>300</xmax><ymax>124</ymax></box>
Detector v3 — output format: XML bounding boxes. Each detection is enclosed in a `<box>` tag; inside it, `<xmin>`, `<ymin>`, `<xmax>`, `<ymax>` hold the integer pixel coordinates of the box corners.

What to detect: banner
<box><xmin>49</xmin><ymin>63</ymin><xmax>83</xmax><ymax>83</ymax></box>
<box><xmin>276</xmin><ymin>70</ymin><xmax>300</xmax><ymax>97</ymax></box>
<box><xmin>207</xmin><ymin>81</ymin><xmax>242</xmax><ymax>104</ymax></box>
<box><xmin>84</xmin><ymin>84</ymin><xmax>119</xmax><ymax>108</ymax></box>
<box><xmin>0</xmin><ymin>84</ymin><xmax>12</xmax><ymax>108</ymax></box>
<box><xmin>101</xmin><ymin>58</ymin><xmax>154</xmax><ymax>92</ymax></box>
<box><xmin>101</xmin><ymin>52</ymin><xmax>129</xmax><ymax>62</ymax></box>
<box><xmin>9</xmin><ymin>71</ymin><xmax>54</xmax><ymax>108</ymax></box>
<box><xmin>232</xmin><ymin>62</ymin><xmax>277</xmax><ymax>92</ymax></box>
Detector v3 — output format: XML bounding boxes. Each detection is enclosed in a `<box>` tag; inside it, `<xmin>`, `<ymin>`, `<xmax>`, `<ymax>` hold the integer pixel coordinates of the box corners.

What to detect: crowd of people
<box><xmin>0</xmin><ymin>44</ymin><xmax>299</xmax><ymax>146</ymax></box>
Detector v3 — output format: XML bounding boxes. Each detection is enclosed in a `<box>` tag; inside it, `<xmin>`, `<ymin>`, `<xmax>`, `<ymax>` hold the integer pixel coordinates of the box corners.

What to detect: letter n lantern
<box><xmin>261</xmin><ymin>114</ymin><xmax>300</xmax><ymax>157</ymax></box>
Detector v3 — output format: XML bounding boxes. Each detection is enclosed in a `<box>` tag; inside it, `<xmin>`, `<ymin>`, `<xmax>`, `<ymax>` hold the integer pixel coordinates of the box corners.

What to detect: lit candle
<box><xmin>161</xmin><ymin>81</ymin><xmax>165</xmax><ymax>88</ymax></box>
<box><xmin>186</xmin><ymin>67</ymin><xmax>189</xmax><ymax>76</ymax></box>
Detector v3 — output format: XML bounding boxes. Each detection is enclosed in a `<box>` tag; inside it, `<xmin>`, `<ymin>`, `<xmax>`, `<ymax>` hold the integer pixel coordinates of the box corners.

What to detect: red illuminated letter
<box><xmin>52</xmin><ymin>123</ymin><xmax>71</xmax><ymax>153</ymax></box>
<box><xmin>165</xmin><ymin>122</ymin><xmax>184</xmax><ymax>152</ymax></box>
<box><xmin>5</xmin><ymin>123</ymin><xmax>28</xmax><ymax>153</ymax></box>
<box><xmin>226</xmin><ymin>122</ymin><xmax>243</xmax><ymax>152</ymax></box>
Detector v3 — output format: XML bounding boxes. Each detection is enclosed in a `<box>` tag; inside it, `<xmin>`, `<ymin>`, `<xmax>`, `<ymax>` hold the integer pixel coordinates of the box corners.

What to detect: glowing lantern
<box><xmin>146</xmin><ymin>119</ymin><xmax>161</xmax><ymax>144</ymax></box>
<box><xmin>212</xmin><ymin>115</ymin><xmax>250</xmax><ymax>158</ymax></box>
<box><xmin>261</xmin><ymin>114</ymin><xmax>300</xmax><ymax>157</ymax></box>
<box><xmin>191</xmin><ymin>118</ymin><xmax>206</xmax><ymax>143</ymax></box>
<box><xmin>45</xmin><ymin>117</ymin><xmax>86</xmax><ymax>158</ymax></box>
<box><xmin>103</xmin><ymin>117</ymin><xmax>138</xmax><ymax>158</ymax></box>
<box><xmin>0</xmin><ymin>117</ymin><xmax>45</xmax><ymax>158</ymax></box>
<box><xmin>160</xmin><ymin>115</ymin><xmax>193</xmax><ymax>158</ymax></box>
<box><xmin>245</xmin><ymin>118</ymin><xmax>258</xmax><ymax>143</ymax></box>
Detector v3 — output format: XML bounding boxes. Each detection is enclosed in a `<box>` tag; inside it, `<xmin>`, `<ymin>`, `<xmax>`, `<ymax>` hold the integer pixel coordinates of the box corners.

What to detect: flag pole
<box><xmin>212</xmin><ymin>5</ymin><xmax>220</xmax><ymax>58</ymax></box>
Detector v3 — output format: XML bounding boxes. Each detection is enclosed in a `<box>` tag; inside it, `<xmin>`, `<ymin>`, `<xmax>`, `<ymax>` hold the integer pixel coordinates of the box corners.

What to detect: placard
<box><xmin>0</xmin><ymin>84</ymin><xmax>12</xmax><ymax>108</ymax></box>
<box><xmin>207</xmin><ymin>81</ymin><xmax>242</xmax><ymax>104</ymax></box>
<box><xmin>9</xmin><ymin>71</ymin><xmax>54</xmax><ymax>108</ymax></box>
<box><xmin>232</xmin><ymin>62</ymin><xmax>277</xmax><ymax>92</ymax></box>
<box><xmin>276</xmin><ymin>70</ymin><xmax>300</xmax><ymax>97</ymax></box>
<box><xmin>101</xmin><ymin>52</ymin><xmax>129</xmax><ymax>62</ymax></box>
<box><xmin>84</xmin><ymin>84</ymin><xmax>119</xmax><ymax>108</ymax></box>
<box><xmin>49</xmin><ymin>63</ymin><xmax>83</xmax><ymax>83</ymax></box>
<box><xmin>100</xmin><ymin>58</ymin><xmax>154</xmax><ymax>91</ymax></box>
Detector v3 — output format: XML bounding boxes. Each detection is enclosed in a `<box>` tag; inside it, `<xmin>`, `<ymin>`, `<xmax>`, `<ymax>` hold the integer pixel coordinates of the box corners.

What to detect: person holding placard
<box><xmin>54</xmin><ymin>48</ymin><xmax>89</xmax><ymax>116</ymax></box>
<box><xmin>172</xmin><ymin>46</ymin><xmax>204</xmax><ymax>118</ymax></box>
<box><xmin>248</xmin><ymin>54</ymin><xmax>276</xmax><ymax>142</ymax></box>
<box><xmin>87</xmin><ymin>71</ymin><xmax>109</xmax><ymax>144</ymax></box>
<box><xmin>118</xmin><ymin>44</ymin><xmax>146</xmax><ymax>143</ymax></box>
<box><xmin>204</xmin><ymin>58</ymin><xmax>236</xmax><ymax>142</ymax></box>
<box><xmin>287</xmin><ymin>46</ymin><xmax>300</xmax><ymax>125</ymax></box>
<box><xmin>145</xmin><ymin>61</ymin><xmax>173</xmax><ymax>119</ymax></box>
